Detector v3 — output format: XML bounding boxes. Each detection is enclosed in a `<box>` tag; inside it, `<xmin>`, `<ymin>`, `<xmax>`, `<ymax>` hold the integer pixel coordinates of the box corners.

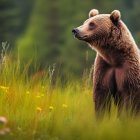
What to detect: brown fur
<box><xmin>73</xmin><ymin>9</ymin><xmax>140</xmax><ymax>115</ymax></box>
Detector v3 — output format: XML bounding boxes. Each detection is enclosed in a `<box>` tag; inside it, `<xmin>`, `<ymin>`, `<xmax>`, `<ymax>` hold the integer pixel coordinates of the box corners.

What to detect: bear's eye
<box><xmin>89</xmin><ymin>22</ymin><xmax>96</xmax><ymax>29</ymax></box>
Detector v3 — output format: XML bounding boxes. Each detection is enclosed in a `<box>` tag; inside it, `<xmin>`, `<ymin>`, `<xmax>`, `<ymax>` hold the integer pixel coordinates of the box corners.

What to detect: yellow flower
<box><xmin>49</xmin><ymin>106</ymin><xmax>54</xmax><ymax>111</ymax></box>
<box><xmin>62</xmin><ymin>104</ymin><xmax>68</xmax><ymax>108</ymax></box>
<box><xmin>41</xmin><ymin>94</ymin><xmax>44</xmax><ymax>97</ymax></box>
<box><xmin>5</xmin><ymin>89</ymin><xmax>8</xmax><ymax>93</ymax></box>
<box><xmin>26</xmin><ymin>91</ymin><xmax>30</xmax><ymax>94</ymax></box>
<box><xmin>36</xmin><ymin>95</ymin><xmax>41</xmax><ymax>98</ymax></box>
<box><xmin>36</xmin><ymin>107</ymin><xmax>42</xmax><ymax>112</ymax></box>
<box><xmin>0</xmin><ymin>86</ymin><xmax>9</xmax><ymax>92</ymax></box>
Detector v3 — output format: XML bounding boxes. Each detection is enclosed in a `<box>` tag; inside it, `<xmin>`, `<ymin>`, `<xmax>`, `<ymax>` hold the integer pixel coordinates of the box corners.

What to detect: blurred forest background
<box><xmin>0</xmin><ymin>0</ymin><xmax>140</xmax><ymax>79</ymax></box>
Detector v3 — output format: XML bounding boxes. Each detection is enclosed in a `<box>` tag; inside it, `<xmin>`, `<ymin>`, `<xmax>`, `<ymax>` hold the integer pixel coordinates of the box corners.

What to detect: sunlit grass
<box><xmin>0</xmin><ymin>54</ymin><xmax>139</xmax><ymax>140</ymax></box>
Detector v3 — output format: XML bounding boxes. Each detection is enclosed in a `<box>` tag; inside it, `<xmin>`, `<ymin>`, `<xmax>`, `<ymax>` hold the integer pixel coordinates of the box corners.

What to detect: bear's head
<box><xmin>72</xmin><ymin>9</ymin><xmax>122</xmax><ymax>47</ymax></box>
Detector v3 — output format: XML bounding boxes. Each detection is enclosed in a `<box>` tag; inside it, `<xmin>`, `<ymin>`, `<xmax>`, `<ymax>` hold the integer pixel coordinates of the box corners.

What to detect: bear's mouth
<box><xmin>74</xmin><ymin>34</ymin><xmax>88</xmax><ymax>40</ymax></box>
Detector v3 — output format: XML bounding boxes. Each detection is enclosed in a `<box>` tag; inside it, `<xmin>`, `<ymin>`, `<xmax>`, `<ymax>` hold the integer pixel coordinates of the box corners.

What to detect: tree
<box><xmin>16</xmin><ymin>0</ymin><xmax>140</xmax><ymax>79</ymax></box>
<box><xmin>0</xmin><ymin>0</ymin><xmax>18</xmax><ymax>45</ymax></box>
<box><xmin>0</xmin><ymin>0</ymin><xmax>33</xmax><ymax>50</ymax></box>
<box><xmin>17</xmin><ymin>0</ymin><xmax>61</xmax><ymax>68</ymax></box>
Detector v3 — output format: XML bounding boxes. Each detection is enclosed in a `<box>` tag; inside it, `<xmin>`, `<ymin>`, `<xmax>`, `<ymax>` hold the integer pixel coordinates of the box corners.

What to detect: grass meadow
<box><xmin>0</xmin><ymin>54</ymin><xmax>140</xmax><ymax>140</ymax></box>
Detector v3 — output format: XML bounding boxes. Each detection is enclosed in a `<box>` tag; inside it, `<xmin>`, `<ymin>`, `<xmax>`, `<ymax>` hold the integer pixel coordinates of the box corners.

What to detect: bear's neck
<box><xmin>89</xmin><ymin>33</ymin><xmax>139</xmax><ymax>67</ymax></box>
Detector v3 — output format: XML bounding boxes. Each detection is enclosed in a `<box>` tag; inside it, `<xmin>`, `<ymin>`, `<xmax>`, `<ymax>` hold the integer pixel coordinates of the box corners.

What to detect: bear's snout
<box><xmin>72</xmin><ymin>28</ymin><xmax>80</xmax><ymax>37</ymax></box>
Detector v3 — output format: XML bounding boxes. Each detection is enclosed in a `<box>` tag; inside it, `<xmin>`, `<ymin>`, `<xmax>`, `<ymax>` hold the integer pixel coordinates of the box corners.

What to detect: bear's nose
<box><xmin>72</xmin><ymin>28</ymin><xmax>79</xmax><ymax>35</ymax></box>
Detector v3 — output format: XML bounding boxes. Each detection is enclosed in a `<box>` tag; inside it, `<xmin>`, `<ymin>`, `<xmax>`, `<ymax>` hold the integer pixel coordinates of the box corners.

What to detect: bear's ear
<box><xmin>89</xmin><ymin>9</ymin><xmax>99</xmax><ymax>18</ymax></box>
<box><xmin>110</xmin><ymin>10</ymin><xmax>121</xmax><ymax>24</ymax></box>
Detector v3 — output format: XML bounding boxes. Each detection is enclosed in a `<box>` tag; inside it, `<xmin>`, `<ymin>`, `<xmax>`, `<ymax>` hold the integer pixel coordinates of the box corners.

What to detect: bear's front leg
<box><xmin>94</xmin><ymin>88</ymin><xmax>111</xmax><ymax>116</ymax></box>
<box><xmin>93</xmin><ymin>54</ymin><xmax>112</xmax><ymax>117</ymax></box>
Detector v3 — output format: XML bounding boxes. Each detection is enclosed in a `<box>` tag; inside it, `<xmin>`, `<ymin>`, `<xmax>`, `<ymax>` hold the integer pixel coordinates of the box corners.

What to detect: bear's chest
<box><xmin>102</xmin><ymin>68</ymin><xmax>125</xmax><ymax>94</ymax></box>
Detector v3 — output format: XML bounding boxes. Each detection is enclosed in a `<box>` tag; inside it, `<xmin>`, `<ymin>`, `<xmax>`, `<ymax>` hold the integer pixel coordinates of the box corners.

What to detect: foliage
<box><xmin>0</xmin><ymin>0</ymin><xmax>33</xmax><ymax>49</ymax></box>
<box><xmin>0</xmin><ymin>1</ymin><xmax>140</xmax><ymax>139</ymax></box>
<box><xmin>0</xmin><ymin>0</ymin><xmax>140</xmax><ymax>77</ymax></box>
<box><xmin>16</xmin><ymin>0</ymin><xmax>94</xmax><ymax>78</ymax></box>
<box><xmin>0</xmin><ymin>54</ymin><xmax>139</xmax><ymax>140</ymax></box>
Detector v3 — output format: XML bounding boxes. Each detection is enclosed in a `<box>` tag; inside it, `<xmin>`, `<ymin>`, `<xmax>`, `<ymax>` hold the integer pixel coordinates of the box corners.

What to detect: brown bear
<box><xmin>72</xmin><ymin>9</ymin><xmax>140</xmax><ymax>115</ymax></box>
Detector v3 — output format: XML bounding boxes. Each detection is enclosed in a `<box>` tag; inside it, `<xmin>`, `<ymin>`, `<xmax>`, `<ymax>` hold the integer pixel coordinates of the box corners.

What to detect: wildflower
<box><xmin>49</xmin><ymin>106</ymin><xmax>54</xmax><ymax>111</ymax></box>
<box><xmin>0</xmin><ymin>116</ymin><xmax>10</xmax><ymax>136</ymax></box>
<box><xmin>0</xmin><ymin>128</ymin><xmax>10</xmax><ymax>136</ymax></box>
<box><xmin>5</xmin><ymin>89</ymin><xmax>8</xmax><ymax>93</ymax></box>
<box><xmin>0</xmin><ymin>86</ymin><xmax>9</xmax><ymax>90</ymax></box>
<box><xmin>0</xmin><ymin>86</ymin><xmax>9</xmax><ymax>92</ymax></box>
<box><xmin>41</xmin><ymin>94</ymin><xmax>44</xmax><ymax>97</ymax></box>
<box><xmin>0</xmin><ymin>130</ymin><xmax>6</xmax><ymax>135</ymax></box>
<box><xmin>62</xmin><ymin>104</ymin><xmax>68</xmax><ymax>108</ymax></box>
<box><xmin>0</xmin><ymin>116</ymin><xmax>8</xmax><ymax>124</ymax></box>
<box><xmin>36</xmin><ymin>95</ymin><xmax>41</xmax><ymax>98</ymax></box>
<box><xmin>26</xmin><ymin>91</ymin><xmax>30</xmax><ymax>94</ymax></box>
<box><xmin>36</xmin><ymin>107</ymin><xmax>42</xmax><ymax>112</ymax></box>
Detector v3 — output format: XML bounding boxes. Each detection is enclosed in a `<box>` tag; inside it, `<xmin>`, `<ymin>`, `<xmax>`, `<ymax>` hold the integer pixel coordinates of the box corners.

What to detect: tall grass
<box><xmin>0</xmin><ymin>47</ymin><xmax>140</xmax><ymax>140</ymax></box>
